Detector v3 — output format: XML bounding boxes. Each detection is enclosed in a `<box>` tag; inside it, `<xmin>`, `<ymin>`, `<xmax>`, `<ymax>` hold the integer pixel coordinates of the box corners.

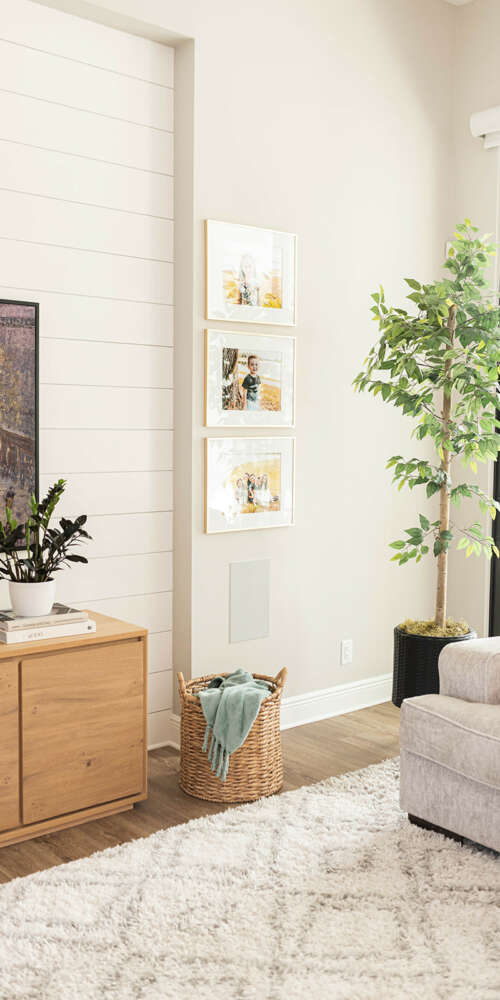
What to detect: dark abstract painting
<box><xmin>0</xmin><ymin>300</ymin><xmax>38</xmax><ymax>526</ymax></box>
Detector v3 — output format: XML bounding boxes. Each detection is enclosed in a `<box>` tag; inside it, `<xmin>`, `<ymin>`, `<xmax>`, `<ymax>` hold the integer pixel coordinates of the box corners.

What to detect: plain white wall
<box><xmin>42</xmin><ymin>0</ymin><xmax>457</xmax><ymax>702</ymax></box>
<box><xmin>188</xmin><ymin>0</ymin><xmax>456</xmax><ymax>696</ymax></box>
<box><xmin>447</xmin><ymin>0</ymin><xmax>500</xmax><ymax>635</ymax></box>
<box><xmin>0</xmin><ymin>0</ymin><xmax>175</xmax><ymax>743</ymax></box>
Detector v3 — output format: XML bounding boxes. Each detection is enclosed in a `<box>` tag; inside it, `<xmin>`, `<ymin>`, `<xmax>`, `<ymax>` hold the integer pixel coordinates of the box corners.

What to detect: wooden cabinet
<box><xmin>0</xmin><ymin>612</ymin><xmax>147</xmax><ymax>847</ymax></box>
<box><xmin>0</xmin><ymin>661</ymin><xmax>19</xmax><ymax>832</ymax></box>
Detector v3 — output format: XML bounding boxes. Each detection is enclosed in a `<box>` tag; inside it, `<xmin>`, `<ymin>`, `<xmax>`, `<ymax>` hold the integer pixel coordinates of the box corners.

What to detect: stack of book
<box><xmin>0</xmin><ymin>604</ymin><xmax>96</xmax><ymax>644</ymax></box>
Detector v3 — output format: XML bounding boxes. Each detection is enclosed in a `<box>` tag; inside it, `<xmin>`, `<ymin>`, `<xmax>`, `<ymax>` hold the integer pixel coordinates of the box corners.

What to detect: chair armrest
<box><xmin>439</xmin><ymin>638</ymin><xmax>500</xmax><ymax>704</ymax></box>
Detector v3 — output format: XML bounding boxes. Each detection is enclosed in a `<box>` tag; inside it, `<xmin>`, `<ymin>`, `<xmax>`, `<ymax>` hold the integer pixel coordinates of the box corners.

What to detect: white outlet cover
<box><xmin>341</xmin><ymin>639</ymin><xmax>353</xmax><ymax>665</ymax></box>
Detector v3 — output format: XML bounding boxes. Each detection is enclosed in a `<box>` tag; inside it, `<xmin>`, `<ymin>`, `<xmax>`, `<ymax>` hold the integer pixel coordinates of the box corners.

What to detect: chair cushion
<box><xmin>400</xmin><ymin>694</ymin><xmax>500</xmax><ymax>791</ymax></box>
<box><xmin>439</xmin><ymin>637</ymin><xmax>500</xmax><ymax>704</ymax></box>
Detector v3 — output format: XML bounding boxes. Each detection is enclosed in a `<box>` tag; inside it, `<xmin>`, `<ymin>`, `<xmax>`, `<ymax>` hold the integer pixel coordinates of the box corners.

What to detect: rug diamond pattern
<box><xmin>1</xmin><ymin>759</ymin><xmax>499</xmax><ymax>1000</ymax></box>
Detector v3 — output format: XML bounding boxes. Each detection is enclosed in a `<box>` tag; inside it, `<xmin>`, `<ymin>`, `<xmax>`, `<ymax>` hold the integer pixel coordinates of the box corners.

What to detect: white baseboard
<box><xmin>280</xmin><ymin>673</ymin><xmax>393</xmax><ymax>730</ymax></box>
<box><xmin>148</xmin><ymin>712</ymin><xmax>180</xmax><ymax>751</ymax></box>
<box><xmin>148</xmin><ymin>673</ymin><xmax>392</xmax><ymax>751</ymax></box>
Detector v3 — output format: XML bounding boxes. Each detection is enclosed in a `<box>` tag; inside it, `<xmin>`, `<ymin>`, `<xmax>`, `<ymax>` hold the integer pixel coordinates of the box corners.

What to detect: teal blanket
<box><xmin>198</xmin><ymin>668</ymin><xmax>270</xmax><ymax>781</ymax></box>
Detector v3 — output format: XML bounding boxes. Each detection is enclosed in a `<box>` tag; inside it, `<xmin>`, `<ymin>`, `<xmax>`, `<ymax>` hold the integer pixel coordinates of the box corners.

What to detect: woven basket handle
<box><xmin>274</xmin><ymin>667</ymin><xmax>287</xmax><ymax>689</ymax></box>
<box><xmin>177</xmin><ymin>672</ymin><xmax>187</xmax><ymax>701</ymax></box>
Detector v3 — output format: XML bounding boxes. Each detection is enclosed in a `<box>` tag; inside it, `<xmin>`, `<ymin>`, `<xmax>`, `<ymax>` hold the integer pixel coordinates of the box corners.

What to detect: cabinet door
<box><xmin>0</xmin><ymin>661</ymin><xmax>19</xmax><ymax>832</ymax></box>
<box><xmin>22</xmin><ymin>639</ymin><xmax>145</xmax><ymax>825</ymax></box>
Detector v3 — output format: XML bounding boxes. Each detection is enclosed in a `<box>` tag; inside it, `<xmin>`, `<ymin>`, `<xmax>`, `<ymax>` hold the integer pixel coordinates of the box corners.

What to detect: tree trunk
<box><xmin>222</xmin><ymin>349</ymin><xmax>242</xmax><ymax>410</ymax></box>
<box><xmin>435</xmin><ymin>304</ymin><xmax>456</xmax><ymax>630</ymax></box>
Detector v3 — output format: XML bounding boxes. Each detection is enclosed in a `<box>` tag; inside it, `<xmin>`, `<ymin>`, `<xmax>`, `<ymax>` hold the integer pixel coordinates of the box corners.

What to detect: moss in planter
<box><xmin>398</xmin><ymin>618</ymin><xmax>470</xmax><ymax>638</ymax></box>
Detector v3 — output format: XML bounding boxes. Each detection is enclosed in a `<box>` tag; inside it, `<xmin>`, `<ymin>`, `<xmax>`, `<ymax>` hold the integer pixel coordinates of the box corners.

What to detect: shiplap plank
<box><xmin>40</xmin><ymin>386</ymin><xmax>173</xmax><ymax>430</ymax></box>
<box><xmin>0</xmin><ymin>190</ymin><xmax>173</xmax><ymax>261</ymax></box>
<box><xmin>83</xmin><ymin>592</ymin><xmax>172</xmax><ymax>634</ymax></box>
<box><xmin>0</xmin><ymin>559</ymin><xmax>173</xmax><ymax>613</ymax></box>
<box><xmin>0</xmin><ymin>139</ymin><xmax>173</xmax><ymax>215</ymax></box>
<box><xmin>0</xmin><ymin>240</ymin><xmax>173</xmax><ymax>302</ymax></box>
<box><xmin>41</xmin><ymin>341</ymin><xmax>173</xmax><ymax>389</ymax></box>
<box><xmin>148</xmin><ymin>670</ymin><xmax>173</xmax><ymax>713</ymax></box>
<box><xmin>149</xmin><ymin>632</ymin><xmax>173</xmax><ymax>673</ymax></box>
<box><xmin>148</xmin><ymin>710</ymin><xmax>171</xmax><ymax>747</ymax></box>
<box><xmin>56</xmin><ymin>552</ymin><xmax>172</xmax><ymax>604</ymax></box>
<box><xmin>85</xmin><ymin>512</ymin><xmax>173</xmax><ymax>558</ymax></box>
<box><xmin>0</xmin><ymin>6</ymin><xmax>175</xmax><ymax>670</ymax></box>
<box><xmin>0</xmin><ymin>39</ymin><xmax>173</xmax><ymax>131</ymax></box>
<box><xmin>0</xmin><ymin>287</ymin><xmax>173</xmax><ymax>346</ymax></box>
<box><xmin>0</xmin><ymin>580</ymin><xmax>9</xmax><ymax>609</ymax></box>
<box><xmin>0</xmin><ymin>0</ymin><xmax>174</xmax><ymax>87</ymax></box>
<box><xmin>0</xmin><ymin>91</ymin><xmax>173</xmax><ymax>173</ymax></box>
<box><xmin>40</xmin><ymin>429</ymin><xmax>173</xmax><ymax>473</ymax></box>
<box><xmin>39</xmin><ymin>471</ymin><xmax>173</xmax><ymax>516</ymax></box>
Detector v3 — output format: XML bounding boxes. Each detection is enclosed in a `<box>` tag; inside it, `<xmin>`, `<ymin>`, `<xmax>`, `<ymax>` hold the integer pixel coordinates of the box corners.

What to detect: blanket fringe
<box><xmin>201</xmin><ymin>727</ymin><xmax>231</xmax><ymax>781</ymax></box>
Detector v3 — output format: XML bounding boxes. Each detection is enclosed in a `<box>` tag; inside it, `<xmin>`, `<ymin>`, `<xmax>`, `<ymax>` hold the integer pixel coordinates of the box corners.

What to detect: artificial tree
<box><xmin>354</xmin><ymin>221</ymin><xmax>500</xmax><ymax>635</ymax></box>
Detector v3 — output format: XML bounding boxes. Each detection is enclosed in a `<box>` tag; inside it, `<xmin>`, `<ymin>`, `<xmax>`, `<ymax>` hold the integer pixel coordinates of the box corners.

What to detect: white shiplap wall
<box><xmin>0</xmin><ymin>0</ymin><xmax>174</xmax><ymax>746</ymax></box>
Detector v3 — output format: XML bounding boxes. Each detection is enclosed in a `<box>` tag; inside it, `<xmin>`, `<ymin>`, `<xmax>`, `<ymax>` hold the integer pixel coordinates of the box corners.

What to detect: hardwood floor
<box><xmin>0</xmin><ymin>701</ymin><xmax>400</xmax><ymax>885</ymax></box>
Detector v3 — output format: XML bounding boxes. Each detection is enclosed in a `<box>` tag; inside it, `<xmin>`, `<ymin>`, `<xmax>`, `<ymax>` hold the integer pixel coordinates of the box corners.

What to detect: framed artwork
<box><xmin>0</xmin><ymin>300</ymin><xmax>39</xmax><ymax>531</ymax></box>
<box><xmin>205</xmin><ymin>436</ymin><xmax>295</xmax><ymax>534</ymax></box>
<box><xmin>205</xmin><ymin>220</ymin><xmax>296</xmax><ymax>326</ymax></box>
<box><xmin>205</xmin><ymin>329</ymin><xmax>295</xmax><ymax>428</ymax></box>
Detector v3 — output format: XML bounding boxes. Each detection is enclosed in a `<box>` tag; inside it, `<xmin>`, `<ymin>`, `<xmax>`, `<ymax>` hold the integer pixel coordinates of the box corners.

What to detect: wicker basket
<box><xmin>177</xmin><ymin>668</ymin><xmax>287</xmax><ymax>803</ymax></box>
<box><xmin>392</xmin><ymin>626</ymin><xmax>476</xmax><ymax>707</ymax></box>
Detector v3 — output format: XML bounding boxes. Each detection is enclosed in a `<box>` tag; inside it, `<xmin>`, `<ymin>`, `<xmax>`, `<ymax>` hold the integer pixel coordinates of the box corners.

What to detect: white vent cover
<box><xmin>471</xmin><ymin>107</ymin><xmax>500</xmax><ymax>149</ymax></box>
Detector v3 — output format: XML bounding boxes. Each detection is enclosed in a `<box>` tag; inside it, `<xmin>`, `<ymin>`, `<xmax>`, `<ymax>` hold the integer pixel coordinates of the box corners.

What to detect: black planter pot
<box><xmin>392</xmin><ymin>626</ymin><xmax>477</xmax><ymax>707</ymax></box>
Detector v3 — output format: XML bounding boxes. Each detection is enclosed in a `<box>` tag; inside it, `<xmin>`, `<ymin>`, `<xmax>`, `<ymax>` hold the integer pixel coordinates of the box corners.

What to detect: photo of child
<box><xmin>223</xmin><ymin>249</ymin><xmax>282</xmax><ymax>310</ymax></box>
<box><xmin>205</xmin><ymin>221</ymin><xmax>296</xmax><ymax>327</ymax></box>
<box><xmin>205</xmin><ymin>436</ymin><xmax>294</xmax><ymax>533</ymax></box>
<box><xmin>205</xmin><ymin>329</ymin><xmax>295</xmax><ymax>428</ymax></box>
<box><xmin>238</xmin><ymin>254</ymin><xmax>259</xmax><ymax>307</ymax></box>
<box><xmin>242</xmin><ymin>355</ymin><xmax>261</xmax><ymax>410</ymax></box>
<box><xmin>227</xmin><ymin>457</ymin><xmax>281</xmax><ymax>514</ymax></box>
<box><xmin>222</xmin><ymin>348</ymin><xmax>282</xmax><ymax>413</ymax></box>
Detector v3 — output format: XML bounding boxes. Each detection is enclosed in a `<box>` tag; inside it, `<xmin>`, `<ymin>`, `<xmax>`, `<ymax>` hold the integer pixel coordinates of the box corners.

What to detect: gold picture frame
<box><xmin>204</xmin><ymin>328</ymin><xmax>296</xmax><ymax>428</ymax></box>
<box><xmin>205</xmin><ymin>436</ymin><xmax>295</xmax><ymax>534</ymax></box>
<box><xmin>205</xmin><ymin>220</ymin><xmax>297</xmax><ymax>326</ymax></box>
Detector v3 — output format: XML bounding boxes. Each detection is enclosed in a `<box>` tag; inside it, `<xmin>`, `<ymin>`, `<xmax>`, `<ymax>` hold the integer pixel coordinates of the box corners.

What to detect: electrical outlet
<box><xmin>341</xmin><ymin>639</ymin><xmax>353</xmax><ymax>666</ymax></box>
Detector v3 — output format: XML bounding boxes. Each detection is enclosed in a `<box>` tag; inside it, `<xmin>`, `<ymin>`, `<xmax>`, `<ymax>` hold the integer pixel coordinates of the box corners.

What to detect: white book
<box><xmin>0</xmin><ymin>619</ymin><xmax>97</xmax><ymax>644</ymax></box>
<box><xmin>0</xmin><ymin>603</ymin><xmax>88</xmax><ymax>631</ymax></box>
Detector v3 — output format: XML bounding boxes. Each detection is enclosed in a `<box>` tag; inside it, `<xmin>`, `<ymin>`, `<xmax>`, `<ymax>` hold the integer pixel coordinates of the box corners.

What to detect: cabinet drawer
<box><xmin>0</xmin><ymin>661</ymin><xmax>19</xmax><ymax>832</ymax></box>
<box><xmin>22</xmin><ymin>639</ymin><xmax>145</xmax><ymax>824</ymax></box>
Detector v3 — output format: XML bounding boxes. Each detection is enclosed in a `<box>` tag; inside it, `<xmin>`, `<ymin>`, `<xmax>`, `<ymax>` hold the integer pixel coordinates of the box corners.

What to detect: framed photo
<box><xmin>0</xmin><ymin>300</ymin><xmax>39</xmax><ymax>531</ymax></box>
<box><xmin>205</xmin><ymin>436</ymin><xmax>295</xmax><ymax>534</ymax></box>
<box><xmin>205</xmin><ymin>329</ymin><xmax>295</xmax><ymax>428</ymax></box>
<box><xmin>205</xmin><ymin>220</ymin><xmax>296</xmax><ymax>326</ymax></box>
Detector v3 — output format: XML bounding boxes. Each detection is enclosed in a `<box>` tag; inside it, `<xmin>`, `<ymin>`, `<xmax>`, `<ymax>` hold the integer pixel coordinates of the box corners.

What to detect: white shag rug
<box><xmin>1</xmin><ymin>758</ymin><xmax>499</xmax><ymax>1000</ymax></box>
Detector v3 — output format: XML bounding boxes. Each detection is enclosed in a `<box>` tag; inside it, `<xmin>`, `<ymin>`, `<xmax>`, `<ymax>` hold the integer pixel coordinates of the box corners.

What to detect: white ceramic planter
<box><xmin>9</xmin><ymin>580</ymin><xmax>56</xmax><ymax>617</ymax></box>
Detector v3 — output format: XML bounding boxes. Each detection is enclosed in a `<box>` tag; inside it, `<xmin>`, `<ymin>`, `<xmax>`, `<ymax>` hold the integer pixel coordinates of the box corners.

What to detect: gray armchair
<box><xmin>400</xmin><ymin>637</ymin><xmax>500</xmax><ymax>851</ymax></box>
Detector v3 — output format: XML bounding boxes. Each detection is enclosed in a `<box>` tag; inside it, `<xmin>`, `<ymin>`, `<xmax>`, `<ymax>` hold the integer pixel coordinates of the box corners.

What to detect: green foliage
<box><xmin>353</xmin><ymin>220</ymin><xmax>500</xmax><ymax>565</ymax></box>
<box><xmin>0</xmin><ymin>479</ymin><xmax>91</xmax><ymax>583</ymax></box>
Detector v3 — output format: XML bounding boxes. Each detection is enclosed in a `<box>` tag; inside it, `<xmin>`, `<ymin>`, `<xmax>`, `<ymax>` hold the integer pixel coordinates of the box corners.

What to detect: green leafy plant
<box><xmin>0</xmin><ymin>479</ymin><xmax>91</xmax><ymax>582</ymax></box>
<box><xmin>354</xmin><ymin>220</ymin><xmax>500</xmax><ymax>631</ymax></box>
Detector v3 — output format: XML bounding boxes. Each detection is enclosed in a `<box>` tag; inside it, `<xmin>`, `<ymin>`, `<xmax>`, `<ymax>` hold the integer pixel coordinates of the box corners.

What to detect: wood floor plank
<box><xmin>0</xmin><ymin>701</ymin><xmax>400</xmax><ymax>884</ymax></box>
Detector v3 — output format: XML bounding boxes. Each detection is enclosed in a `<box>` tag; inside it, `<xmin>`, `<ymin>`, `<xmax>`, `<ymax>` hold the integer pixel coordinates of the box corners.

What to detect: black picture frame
<box><xmin>0</xmin><ymin>299</ymin><xmax>39</xmax><ymax>532</ymax></box>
